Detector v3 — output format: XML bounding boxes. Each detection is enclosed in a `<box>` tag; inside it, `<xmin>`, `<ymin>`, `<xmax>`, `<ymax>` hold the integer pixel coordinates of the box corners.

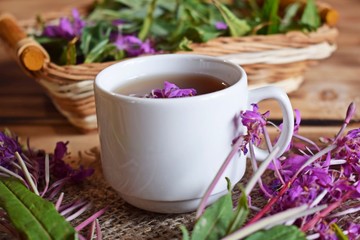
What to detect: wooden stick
<box><xmin>0</xmin><ymin>13</ymin><xmax>46</xmax><ymax>71</ymax></box>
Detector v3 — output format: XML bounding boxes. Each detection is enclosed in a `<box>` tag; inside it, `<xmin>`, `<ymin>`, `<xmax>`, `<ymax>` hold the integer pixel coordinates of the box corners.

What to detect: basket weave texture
<box><xmin>4</xmin><ymin>3</ymin><xmax>338</xmax><ymax>131</ymax></box>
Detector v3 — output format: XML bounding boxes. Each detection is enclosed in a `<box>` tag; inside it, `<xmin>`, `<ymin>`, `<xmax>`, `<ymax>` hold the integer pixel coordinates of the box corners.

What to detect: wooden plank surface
<box><xmin>0</xmin><ymin>0</ymin><xmax>359</xmax><ymax>154</ymax></box>
<box><xmin>258</xmin><ymin>0</ymin><xmax>360</xmax><ymax>121</ymax></box>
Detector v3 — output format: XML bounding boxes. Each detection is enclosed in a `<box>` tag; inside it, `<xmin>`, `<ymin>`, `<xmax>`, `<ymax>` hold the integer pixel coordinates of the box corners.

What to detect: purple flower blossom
<box><xmin>150</xmin><ymin>81</ymin><xmax>197</xmax><ymax>98</ymax></box>
<box><xmin>0</xmin><ymin>131</ymin><xmax>21</xmax><ymax>168</ymax></box>
<box><xmin>113</xmin><ymin>35</ymin><xmax>155</xmax><ymax>57</ymax></box>
<box><xmin>43</xmin><ymin>9</ymin><xmax>86</xmax><ymax>40</ymax></box>
<box><xmin>334</xmin><ymin>128</ymin><xmax>360</xmax><ymax>177</ymax></box>
<box><xmin>52</xmin><ymin>142</ymin><xmax>94</xmax><ymax>183</ymax></box>
<box><xmin>0</xmin><ymin>130</ymin><xmax>102</xmax><ymax>239</ymax></box>
<box><xmin>235</xmin><ymin>102</ymin><xmax>360</xmax><ymax>239</ymax></box>
<box><xmin>112</xmin><ymin>19</ymin><xmax>126</xmax><ymax>26</ymax></box>
<box><xmin>215</xmin><ymin>21</ymin><xmax>228</xmax><ymax>30</ymax></box>
<box><xmin>347</xmin><ymin>223</ymin><xmax>360</xmax><ymax>239</ymax></box>
<box><xmin>314</xmin><ymin>221</ymin><xmax>338</xmax><ymax>240</ymax></box>
<box><xmin>240</xmin><ymin>104</ymin><xmax>269</xmax><ymax>145</ymax></box>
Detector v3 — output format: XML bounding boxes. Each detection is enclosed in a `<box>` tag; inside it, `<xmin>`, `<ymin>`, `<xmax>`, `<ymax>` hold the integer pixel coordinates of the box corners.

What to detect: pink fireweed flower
<box><xmin>347</xmin><ymin>223</ymin><xmax>360</xmax><ymax>239</ymax></box>
<box><xmin>334</xmin><ymin>128</ymin><xmax>360</xmax><ymax>178</ymax></box>
<box><xmin>0</xmin><ymin>131</ymin><xmax>21</xmax><ymax>168</ymax></box>
<box><xmin>43</xmin><ymin>9</ymin><xmax>86</xmax><ymax>40</ymax></box>
<box><xmin>150</xmin><ymin>81</ymin><xmax>197</xmax><ymax>98</ymax></box>
<box><xmin>113</xmin><ymin>35</ymin><xmax>156</xmax><ymax>57</ymax></box>
<box><xmin>215</xmin><ymin>21</ymin><xmax>228</xmax><ymax>30</ymax></box>
<box><xmin>52</xmin><ymin>142</ymin><xmax>94</xmax><ymax>183</ymax></box>
<box><xmin>240</xmin><ymin>104</ymin><xmax>269</xmax><ymax>145</ymax></box>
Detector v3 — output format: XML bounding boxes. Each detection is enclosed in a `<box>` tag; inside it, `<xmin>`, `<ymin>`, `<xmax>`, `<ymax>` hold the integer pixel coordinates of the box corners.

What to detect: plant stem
<box><xmin>249</xmin><ymin>142</ymin><xmax>273</xmax><ymax>198</ymax></box>
<box><xmin>195</xmin><ymin>136</ymin><xmax>245</xmax><ymax>219</ymax></box>
<box><xmin>75</xmin><ymin>207</ymin><xmax>108</xmax><ymax>231</ymax></box>
<box><xmin>222</xmin><ymin>205</ymin><xmax>327</xmax><ymax>240</ymax></box>
<box><xmin>333</xmin><ymin>102</ymin><xmax>355</xmax><ymax>142</ymax></box>
<box><xmin>301</xmin><ymin>191</ymin><xmax>353</xmax><ymax>232</ymax></box>
<box><xmin>55</xmin><ymin>192</ymin><xmax>64</xmax><ymax>211</ymax></box>
<box><xmin>328</xmin><ymin>204</ymin><xmax>360</xmax><ymax>218</ymax></box>
<box><xmin>15</xmin><ymin>152</ymin><xmax>39</xmax><ymax>195</ymax></box>
<box><xmin>61</xmin><ymin>201</ymin><xmax>87</xmax><ymax>216</ymax></box>
<box><xmin>41</xmin><ymin>154</ymin><xmax>50</xmax><ymax>197</ymax></box>
<box><xmin>96</xmin><ymin>218</ymin><xmax>102</xmax><ymax>240</ymax></box>
<box><xmin>66</xmin><ymin>203</ymin><xmax>92</xmax><ymax>221</ymax></box>
<box><xmin>262</xmin><ymin>125</ymin><xmax>285</xmax><ymax>185</ymax></box>
<box><xmin>0</xmin><ymin>166</ymin><xmax>25</xmax><ymax>183</ymax></box>
<box><xmin>245</xmin><ymin>147</ymin><xmax>279</xmax><ymax>196</ymax></box>
<box><xmin>246</xmin><ymin>144</ymin><xmax>336</xmax><ymax>225</ymax></box>
<box><xmin>293</xmin><ymin>134</ymin><xmax>321</xmax><ymax>151</ymax></box>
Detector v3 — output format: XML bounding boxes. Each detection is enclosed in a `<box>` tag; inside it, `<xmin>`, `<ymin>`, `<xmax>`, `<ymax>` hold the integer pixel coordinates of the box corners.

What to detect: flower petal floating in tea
<box><xmin>150</xmin><ymin>81</ymin><xmax>197</xmax><ymax>98</ymax></box>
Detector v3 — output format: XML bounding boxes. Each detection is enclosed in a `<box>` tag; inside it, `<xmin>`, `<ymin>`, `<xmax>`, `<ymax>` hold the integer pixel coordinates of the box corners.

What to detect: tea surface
<box><xmin>114</xmin><ymin>73</ymin><xmax>229</xmax><ymax>97</ymax></box>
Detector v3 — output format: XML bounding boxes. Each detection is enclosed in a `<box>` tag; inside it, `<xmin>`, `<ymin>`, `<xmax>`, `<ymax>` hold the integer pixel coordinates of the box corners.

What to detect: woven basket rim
<box><xmin>16</xmin><ymin>1</ymin><xmax>339</xmax><ymax>70</ymax></box>
<box><xmin>1</xmin><ymin>1</ymin><xmax>338</xmax><ymax>130</ymax></box>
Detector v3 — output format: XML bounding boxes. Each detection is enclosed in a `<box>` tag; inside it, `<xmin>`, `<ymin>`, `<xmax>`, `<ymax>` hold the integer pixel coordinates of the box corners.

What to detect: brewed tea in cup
<box><xmin>94</xmin><ymin>54</ymin><xmax>294</xmax><ymax>213</ymax></box>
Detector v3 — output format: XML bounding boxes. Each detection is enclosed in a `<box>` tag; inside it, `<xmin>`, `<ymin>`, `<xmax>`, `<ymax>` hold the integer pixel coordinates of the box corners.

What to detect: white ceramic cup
<box><xmin>94</xmin><ymin>54</ymin><xmax>294</xmax><ymax>213</ymax></box>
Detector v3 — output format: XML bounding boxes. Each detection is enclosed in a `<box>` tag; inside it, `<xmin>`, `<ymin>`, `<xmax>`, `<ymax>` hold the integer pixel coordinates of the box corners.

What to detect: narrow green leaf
<box><xmin>245</xmin><ymin>225</ymin><xmax>305</xmax><ymax>240</ymax></box>
<box><xmin>191</xmin><ymin>192</ymin><xmax>233</xmax><ymax>240</ymax></box>
<box><xmin>80</xmin><ymin>31</ymin><xmax>92</xmax><ymax>56</ymax></box>
<box><xmin>180</xmin><ymin>225</ymin><xmax>190</xmax><ymax>240</ymax></box>
<box><xmin>300</xmin><ymin>0</ymin><xmax>321</xmax><ymax>29</ymax></box>
<box><xmin>80</xmin><ymin>21</ymin><xmax>113</xmax><ymax>60</ymax></box>
<box><xmin>280</xmin><ymin>2</ymin><xmax>301</xmax><ymax>32</ymax></box>
<box><xmin>261</xmin><ymin>0</ymin><xmax>280</xmax><ymax>34</ymax></box>
<box><xmin>185</xmin><ymin>26</ymin><xmax>221</xmax><ymax>43</ymax></box>
<box><xmin>227</xmin><ymin>191</ymin><xmax>249</xmax><ymax>234</ymax></box>
<box><xmin>248</xmin><ymin>0</ymin><xmax>261</xmax><ymax>18</ymax></box>
<box><xmin>213</xmin><ymin>0</ymin><xmax>250</xmax><ymax>37</ymax></box>
<box><xmin>0</xmin><ymin>178</ymin><xmax>77</xmax><ymax>240</ymax></box>
<box><xmin>66</xmin><ymin>40</ymin><xmax>77</xmax><ymax>65</ymax></box>
<box><xmin>138</xmin><ymin>0</ymin><xmax>158</xmax><ymax>41</ymax></box>
<box><xmin>84</xmin><ymin>39</ymin><xmax>110</xmax><ymax>63</ymax></box>
<box><xmin>177</xmin><ymin>37</ymin><xmax>193</xmax><ymax>51</ymax></box>
<box><xmin>225</xmin><ymin>177</ymin><xmax>231</xmax><ymax>191</ymax></box>
<box><xmin>331</xmin><ymin>223</ymin><xmax>349</xmax><ymax>240</ymax></box>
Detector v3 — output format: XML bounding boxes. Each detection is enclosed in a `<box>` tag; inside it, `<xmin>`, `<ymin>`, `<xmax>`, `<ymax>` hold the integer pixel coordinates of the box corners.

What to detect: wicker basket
<box><xmin>0</xmin><ymin>2</ymin><xmax>338</xmax><ymax>131</ymax></box>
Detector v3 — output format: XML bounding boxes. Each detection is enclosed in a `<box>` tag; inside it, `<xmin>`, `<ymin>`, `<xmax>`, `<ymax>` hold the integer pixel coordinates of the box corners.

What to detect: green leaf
<box><xmin>84</xmin><ymin>39</ymin><xmax>110</xmax><ymax>63</ymax></box>
<box><xmin>261</xmin><ymin>0</ymin><xmax>280</xmax><ymax>34</ymax></box>
<box><xmin>213</xmin><ymin>0</ymin><xmax>250</xmax><ymax>37</ymax></box>
<box><xmin>280</xmin><ymin>2</ymin><xmax>301</xmax><ymax>32</ymax></box>
<box><xmin>180</xmin><ymin>225</ymin><xmax>190</xmax><ymax>240</ymax></box>
<box><xmin>191</xmin><ymin>192</ymin><xmax>233</xmax><ymax>240</ymax></box>
<box><xmin>300</xmin><ymin>0</ymin><xmax>321</xmax><ymax>30</ymax></box>
<box><xmin>138</xmin><ymin>0</ymin><xmax>157</xmax><ymax>41</ymax></box>
<box><xmin>80</xmin><ymin>21</ymin><xmax>113</xmax><ymax>58</ymax></box>
<box><xmin>245</xmin><ymin>225</ymin><xmax>306</xmax><ymax>240</ymax></box>
<box><xmin>248</xmin><ymin>0</ymin><xmax>261</xmax><ymax>18</ymax></box>
<box><xmin>63</xmin><ymin>40</ymin><xmax>77</xmax><ymax>65</ymax></box>
<box><xmin>0</xmin><ymin>178</ymin><xmax>77</xmax><ymax>240</ymax></box>
<box><xmin>177</xmin><ymin>37</ymin><xmax>193</xmax><ymax>51</ymax></box>
<box><xmin>226</xmin><ymin>190</ymin><xmax>249</xmax><ymax>234</ymax></box>
<box><xmin>185</xmin><ymin>26</ymin><xmax>221</xmax><ymax>43</ymax></box>
<box><xmin>114</xmin><ymin>0</ymin><xmax>147</xmax><ymax>8</ymax></box>
<box><xmin>331</xmin><ymin>223</ymin><xmax>349</xmax><ymax>240</ymax></box>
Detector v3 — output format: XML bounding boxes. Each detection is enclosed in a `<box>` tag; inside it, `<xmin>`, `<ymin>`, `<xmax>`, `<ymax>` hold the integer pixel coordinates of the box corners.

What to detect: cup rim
<box><xmin>94</xmin><ymin>54</ymin><xmax>247</xmax><ymax>103</ymax></box>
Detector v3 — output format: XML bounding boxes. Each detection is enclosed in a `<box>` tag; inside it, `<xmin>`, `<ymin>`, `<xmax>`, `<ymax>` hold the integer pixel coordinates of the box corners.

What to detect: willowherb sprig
<box><xmin>0</xmin><ymin>130</ymin><xmax>106</xmax><ymax>239</ymax></box>
<box><xmin>196</xmin><ymin>102</ymin><xmax>360</xmax><ymax>239</ymax></box>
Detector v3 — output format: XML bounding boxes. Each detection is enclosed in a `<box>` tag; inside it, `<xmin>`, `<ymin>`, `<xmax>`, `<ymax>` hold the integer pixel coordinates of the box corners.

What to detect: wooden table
<box><xmin>0</xmin><ymin>1</ymin><xmax>359</xmax><ymax>239</ymax></box>
<box><xmin>0</xmin><ymin>0</ymin><xmax>359</xmax><ymax>154</ymax></box>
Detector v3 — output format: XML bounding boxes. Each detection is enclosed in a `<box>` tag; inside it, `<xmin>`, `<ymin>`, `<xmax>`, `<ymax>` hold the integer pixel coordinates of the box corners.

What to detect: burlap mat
<box><xmin>67</xmin><ymin>148</ymin><xmax>360</xmax><ymax>239</ymax></box>
<box><xmin>67</xmin><ymin>148</ymin><xmax>247</xmax><ymax>239</ymax></box>
<box><xmin>1</xmin><ymin>147</ymin><xmax>358</xmax><ymax>239</ymax></box>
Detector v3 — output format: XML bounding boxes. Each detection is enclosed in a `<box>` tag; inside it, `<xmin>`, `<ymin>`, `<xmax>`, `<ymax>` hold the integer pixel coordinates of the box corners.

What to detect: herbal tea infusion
<box><xmin>114</xmin><ymin>74</ymin><xmax>229</xmax><ymax>98</ymax></box>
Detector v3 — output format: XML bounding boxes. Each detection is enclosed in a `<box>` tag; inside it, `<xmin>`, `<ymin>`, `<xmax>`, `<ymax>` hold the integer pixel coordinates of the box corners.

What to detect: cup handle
<box><xmin>248</xmin><ymin>86</ymin><xmax>294</xmax><ymax>161</ymax></box>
